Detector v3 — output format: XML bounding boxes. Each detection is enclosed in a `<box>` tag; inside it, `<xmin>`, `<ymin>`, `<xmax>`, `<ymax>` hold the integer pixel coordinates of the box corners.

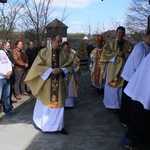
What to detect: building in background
<box><xmin>46</xmin><ymin>18</ymin><xmax>68</xmax><ymax>48</ymax></box>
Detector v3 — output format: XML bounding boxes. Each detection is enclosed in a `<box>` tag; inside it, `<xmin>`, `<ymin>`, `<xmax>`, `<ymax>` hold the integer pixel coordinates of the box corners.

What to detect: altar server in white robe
<box><xmin>119</xmin><ymin>31</ymin><xmax>150</xmax><ymax>126</ymax></box>
<box><xmin>120</xmin><ymin>53</ymin><xmax>150</xmax><ymax>148</ymax></box>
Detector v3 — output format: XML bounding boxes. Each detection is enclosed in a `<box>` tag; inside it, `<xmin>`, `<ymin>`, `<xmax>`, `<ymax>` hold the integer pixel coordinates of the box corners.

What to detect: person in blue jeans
<box><xmin>0</xmin><ymin>42</ymin><xmax>19</xmax><ymax>116</ymax></box>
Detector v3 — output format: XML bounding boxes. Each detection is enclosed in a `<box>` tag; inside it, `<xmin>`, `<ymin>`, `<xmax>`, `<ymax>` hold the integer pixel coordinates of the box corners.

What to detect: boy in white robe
<box><xmin>120</xmin><ymin>53</ymin><xmax>150</xmax><ymax>149</ymax></box>
<box><xmin>119</xmin><ymin>31</ymin><xmax>150</xmax><ymax>126</ymax></box>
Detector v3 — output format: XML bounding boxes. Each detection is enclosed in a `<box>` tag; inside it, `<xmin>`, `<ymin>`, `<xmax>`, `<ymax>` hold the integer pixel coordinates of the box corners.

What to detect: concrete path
<box><xmin>0</xmin><ymin>70</ymin><xmax>145</xmax><ymax>150</ymax></box>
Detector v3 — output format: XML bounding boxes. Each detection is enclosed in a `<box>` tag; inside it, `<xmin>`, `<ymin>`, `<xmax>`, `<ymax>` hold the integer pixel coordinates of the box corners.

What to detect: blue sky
<box><xmin>51</xmin><ymin>0</ymin><xmax>132</xmax><ymax>34</ymax></box>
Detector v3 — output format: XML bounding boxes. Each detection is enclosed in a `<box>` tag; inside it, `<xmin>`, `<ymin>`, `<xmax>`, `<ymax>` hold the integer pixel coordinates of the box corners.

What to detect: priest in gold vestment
<box><xmin>62</xmin><ymin>42</ymin><xmax>81</xmax><ymax>108</ymax></box>
<box><xmin>90</xmin><ymin>35</ymin><xmax>104</xmax><ymax>89</ymax></box>
<box><xmin>100</xmin><ymin>26</ymin><xmax>133</xmax><ymax>111</ymax></box>
<box><xmin>24</xmin><ymin>35</ymin><xmax>73</xmax><ymax>134</ymax></box>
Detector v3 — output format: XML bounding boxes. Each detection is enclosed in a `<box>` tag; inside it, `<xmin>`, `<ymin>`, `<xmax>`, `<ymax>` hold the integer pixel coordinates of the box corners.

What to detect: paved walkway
<box><xmin>0</xmin><ymin>70</ymin><xmax>147</xmax><ymax>150</ymax></box>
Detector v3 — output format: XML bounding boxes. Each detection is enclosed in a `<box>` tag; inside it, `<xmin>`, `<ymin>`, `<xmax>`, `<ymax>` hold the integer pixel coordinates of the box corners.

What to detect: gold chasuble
<box><xmin>100</xmin><ymin>39</ymin><xmax>133</xmax><ymax>88</ymax></box>
<box><xmin>68</xmin><ymin>50</ymin><xmax>80</xmax><ymax>97</ymax></box>
<box><xmin>94</xmin><ymin>50</ymin><xmax>103</xmax><ymax>84</ymax></box>
<box><xmin>24</xmin><ymin>48</ymin><xmax>73</xmax><ymax>108</ymax></box>
<box><xmin>90</xmin><ymin>48</ymin><xmax>103</xmax><ymax>85</ymax></box>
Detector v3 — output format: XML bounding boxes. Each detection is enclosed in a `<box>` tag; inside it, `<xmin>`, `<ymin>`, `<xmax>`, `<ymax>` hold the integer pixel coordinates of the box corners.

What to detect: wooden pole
<box><xmin>148</xmin><ymin>16</ymin><xmax>150</xmax><ymax>31</ymax></box>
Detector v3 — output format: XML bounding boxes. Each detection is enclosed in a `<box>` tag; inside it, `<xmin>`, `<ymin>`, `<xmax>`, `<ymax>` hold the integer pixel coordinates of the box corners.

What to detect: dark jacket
<box><xmin>25</xmin><ymin>48</ymin><xmax>37</xmax><ymax>69</ymax></box>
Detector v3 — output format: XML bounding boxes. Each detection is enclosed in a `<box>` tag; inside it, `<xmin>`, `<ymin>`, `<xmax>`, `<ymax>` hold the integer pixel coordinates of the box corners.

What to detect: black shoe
<box><xmin>112</xmin><ymin>109</ymin><xmax>120</xmax><ymax>114</ymax></box>
<box><xmin>60</xmin><ymin>128</ymin><xmax>68</xmax><ymax>135</ymax></box>
<box><xmin>32</xmin><ymin>122</ymin><xmax>42</xmax><ymax>131</ymax></box>
<box><xmin>11</xmin><ymin>100</ymin><xmax>17</xmax><ymax>103</ymax></box>
<box><xmin>120</xmin><ymin>136</ymin><xmax>132</xmax><ymax>149</ymax></box>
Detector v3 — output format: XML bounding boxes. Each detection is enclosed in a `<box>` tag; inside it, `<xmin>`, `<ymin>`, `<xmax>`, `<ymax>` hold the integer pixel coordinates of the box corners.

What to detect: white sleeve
<box><xmin>61</xmin><ymin>67</ymin><xmax>69</xmax><ymax>80</ymax></box>
<box><xmin>40</xmin><ymin>68</ymin><xmax>53</xmax><ymax>81</ymax></box>
<box><xmin>74</xmin><ymin>68</ymin><xmax>77</xmax><ymax>73</ymax></box>
<box><xmin>109</xmin><ymin>56</ymin><xmax>116</xmax><ymax>62</ymax></box>
<box><xmin>92</xmin><ymin>57</ymin><xmax>96</xmax><ymax>62</ymax></box>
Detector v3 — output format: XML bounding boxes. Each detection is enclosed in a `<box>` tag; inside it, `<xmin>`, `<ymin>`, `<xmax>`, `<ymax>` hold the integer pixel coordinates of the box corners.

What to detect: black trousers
<box><xmin>126</xmin><ymin>101</ymin><xmax>150</xmax><ymax>143</ymax></box>
<box><xmin>119</xmin><ymin>80</ymin><xmax>132</xmax><ymax>125</ymax></box>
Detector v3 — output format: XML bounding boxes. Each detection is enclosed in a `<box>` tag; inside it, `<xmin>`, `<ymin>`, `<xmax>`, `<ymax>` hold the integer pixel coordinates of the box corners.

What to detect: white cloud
<box><xmin>67</xmin><ymin>21</ymin><xmax>87</xmax><ymax>33</ymax></box>
<box><xmin>85</xmin><ymin>10</ymin><xmax>95</xmax><ymax>14</ymax></box>
<box><xmin>28</xmin><ymin>0</ymin><xmax>105</xmax><ymax>9</ymax></box>
<box><xmin>51</xmin><ymin>0</ymin><xmax>97</xmax><ymax>9</ymax></box>
<box><xmin>69</xmin><ymin>21</ymin><xmax>85</xmax><ymax>25</ymax></box>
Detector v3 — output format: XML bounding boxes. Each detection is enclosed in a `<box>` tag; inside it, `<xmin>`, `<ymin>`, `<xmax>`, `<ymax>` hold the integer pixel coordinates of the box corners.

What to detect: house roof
<box><xmin>101</xmin><ymin>30</ymin><xmax>116</xmax><ymax>41</ymax></box>
<box><xmin>83</xmin><ymin>36</ymin><xmax>88</xmax><ymax>40</ymax></box>
<box><xmin>46</xmin><ymin>18</ymin><xmax>68</xmax><ymax>28</ymax></box>
<box><xmin>83</xmin><ymin>35</ymin><xmax>94</xmax><ymax>40</ymax></box>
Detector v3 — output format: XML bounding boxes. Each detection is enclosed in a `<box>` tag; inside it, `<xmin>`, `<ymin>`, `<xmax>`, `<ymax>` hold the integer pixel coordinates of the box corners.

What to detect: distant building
<box><xmin>101</xmin><ymin>30</ymin><xmax>116</xmax><ymax>42</ymax></box>
<box><xmin>83</xmin><ymin>34</ymin><xmax>94</xmax><ymax>41</ymax></box>
<box><xmin>46</xmin><ymin>18</ymin><xmax>68</xmax><ymax>47</ymax></box>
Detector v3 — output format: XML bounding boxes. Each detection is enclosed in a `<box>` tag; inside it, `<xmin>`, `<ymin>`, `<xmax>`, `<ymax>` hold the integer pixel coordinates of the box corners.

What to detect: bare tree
<box><xmin>125</xmin><ymin>0</ymin><xmax>150</xmax><ymax>33</ymax></box>
<box><xmin>94</xmin><ymin>22</ymin><xmax>102</xmax><ymax>35</ymax></box>
<box><xmin>81</xmin><ymin>17</ymin><xmax>94</xmax><ymax>35</ymax></box>
<box><xmin>110</xmin><ymin>18</ymin><xmax>122</xmax><ymax>29</ymax></box>
<box><xmin>0</xmin><ymin>0</ymin><xmax>25</xmax><ymax>40</ymax></box>
<box><xmin>22</xmin><ymin>0</ymin><xmax>53</xmax><ymax>45</ymax></box>
<box><xmin>60</xmin><ymin>0</ymin><xmax>75</xmax><ymax>22</ymax></box>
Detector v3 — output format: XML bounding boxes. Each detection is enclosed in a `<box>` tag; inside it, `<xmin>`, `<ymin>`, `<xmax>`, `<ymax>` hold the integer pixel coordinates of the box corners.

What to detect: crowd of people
<box><xmin>0</xmin><ymin>35</ymin><xmax>81</xmax><ymax>135</ymax></box>
<box><xmin>1</xmin><ymin>26</ymin><xmax>150</xmax><ymax>149</ymax></box>
<box><xmin>87</xmin><ymin>26</ymin><xmax>150</xmax><ymax>148</ymax></box>
<box><xmin>0</xmin><ymin>40</ymin><xmax>47</xmax><ymax>115</ymax></box>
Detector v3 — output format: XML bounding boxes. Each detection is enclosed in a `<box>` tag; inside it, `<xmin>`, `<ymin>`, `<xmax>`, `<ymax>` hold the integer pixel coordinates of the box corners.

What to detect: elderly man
<box><xmin>25</xmin><ymin>35</ymin><xmax>73</xmax><ymax>134</ymax></box>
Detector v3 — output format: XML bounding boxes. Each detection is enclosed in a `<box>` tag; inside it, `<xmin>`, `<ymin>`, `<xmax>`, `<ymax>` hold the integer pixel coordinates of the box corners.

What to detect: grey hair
<box><xmin>2</xmin><ymin>41</ymin><xmax>9</xmax><ymax>47</ymax></box>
